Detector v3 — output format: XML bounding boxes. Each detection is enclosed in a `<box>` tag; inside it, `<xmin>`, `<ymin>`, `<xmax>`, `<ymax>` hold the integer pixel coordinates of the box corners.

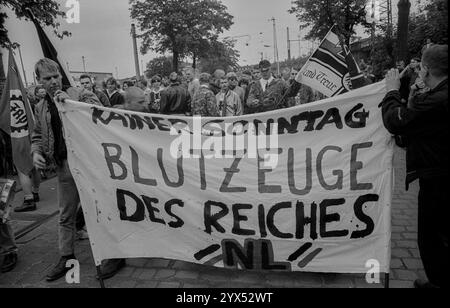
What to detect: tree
<box><xmin>289</xmin><ymin>0</ymin><xmax>370</xmax><ymax>46</ymax></box>
<box><xmin>145</xmin><ymin>56</ymin><xmax>174</xmax><ymax>78</ymax></box>
<box><xmin>408</xmin><ymin>0</ymin><xmax>448</xmax><ymax>57</ymax></box>
<box><xmin>396</xmin><ymin>0</ymin><xmax>411</xmax><ymax>63</ymax></box>
<box><xmin>130</xmin><ymin>0</ymin><xmax>233</xmax><ymax>72</ymax></box>
<box><xmin>0</xmin><ymin>0</ymin><xmax>68</xmax><ymax>94</ymax></box>
<box><xmin>198</xmin><ymin>38</ymin><xmax>239</xmax><ymax>73</ymax></box>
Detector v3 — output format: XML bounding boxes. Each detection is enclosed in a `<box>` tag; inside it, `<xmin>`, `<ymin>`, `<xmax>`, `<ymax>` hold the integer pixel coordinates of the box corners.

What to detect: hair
<box><xmin>213</xmin><ymin>69</ymin><xmax>226</xmax><ymax>79</ymax></box>
<box><xmin>106</xmin><ymin>77</ymin><xmax>117</xmax><ymax>85</ymax></box>
<box><xmin>79</xmin><ymin>74</ymin><xmax>92</xmax><ymax>82</ymax></box>
<box><xmin>422</xmin><ymin>44</ymin><xmax>448</xmax><ymax>77</ymax></box>
<box><xmin>259</xmin><ymin>60</ymin><xmax>271</xmax><ymax>69</ymax></box>
<box><xmin>34</xmin><ymin>85</ymin><xmax>45</xmax><ymax>96</ymax></box>
<box><xmin>34</xmin><ymin>58</ymin><xmax>60</xmax><ymax>80</ymax></box>
<box><xmin>199</xmin><ymin>73</ymin><xmax>211</xmax><ymax>84</ymax></box>
<box><xmin>238</xmin><ymin>79</ymin><xmax>249</xmax><ymax>87</ymax></box>
<box><xmin>242</xmin><ymin>70</ymin><xmax>252</xmax><ymax>76</ymax></box>
<box><xmin>139</xmin><ymin>79</ymin><xmax>148</xmax><ymax>87</ymax></box>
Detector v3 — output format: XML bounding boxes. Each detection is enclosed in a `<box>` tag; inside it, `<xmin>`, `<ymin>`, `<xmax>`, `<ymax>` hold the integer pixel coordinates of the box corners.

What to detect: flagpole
<box><xmin>17</xmin><ymin>45</ymin><xmax>28</xmax><ymax>87</ymax></box>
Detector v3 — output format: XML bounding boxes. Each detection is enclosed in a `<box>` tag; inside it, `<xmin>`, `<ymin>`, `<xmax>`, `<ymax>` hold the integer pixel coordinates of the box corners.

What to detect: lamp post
<box><xmin>269</xmin><ymin>17</ymin><xmax>280</xmax><ymax>75</ymax></box>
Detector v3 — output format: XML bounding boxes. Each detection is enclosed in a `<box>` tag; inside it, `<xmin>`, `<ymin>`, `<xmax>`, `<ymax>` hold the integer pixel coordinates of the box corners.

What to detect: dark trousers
<box><xmin>418</xmin><ymin>177</ymin><xmax>449</xmax><ymax>288</ymax></box>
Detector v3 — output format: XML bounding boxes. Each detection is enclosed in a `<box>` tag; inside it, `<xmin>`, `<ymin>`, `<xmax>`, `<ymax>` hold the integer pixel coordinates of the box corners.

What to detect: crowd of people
<box><xmin>0</xmin><ymin>43</ymin><xmax>448</xmax><ymax>289</ymax></box>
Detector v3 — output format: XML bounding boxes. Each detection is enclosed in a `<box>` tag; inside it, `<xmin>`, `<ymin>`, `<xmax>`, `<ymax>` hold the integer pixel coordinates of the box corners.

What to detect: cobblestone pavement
<box><xmin>0</xmin><ymin>147</ymin><xmax>424</xmax><ymax>288</ymax></box>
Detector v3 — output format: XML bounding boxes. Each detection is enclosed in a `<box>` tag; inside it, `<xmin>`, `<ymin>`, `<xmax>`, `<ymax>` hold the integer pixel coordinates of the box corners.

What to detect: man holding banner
<box><xmin>31</xmin><ymin>58</ymin><xmax>124</xmax><ymax>282</ymax></box>
<box><xmin>381</xmin><ymin>44</ymin><xmax>448</xmax><ymax>289</ymax></box>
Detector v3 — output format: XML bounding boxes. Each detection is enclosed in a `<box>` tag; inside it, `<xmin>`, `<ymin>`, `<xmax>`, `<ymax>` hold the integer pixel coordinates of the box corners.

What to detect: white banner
<box><xmin>59</xmin><ymin>82</ymin><xmax>393</xmax><ymax>273</ymax></box>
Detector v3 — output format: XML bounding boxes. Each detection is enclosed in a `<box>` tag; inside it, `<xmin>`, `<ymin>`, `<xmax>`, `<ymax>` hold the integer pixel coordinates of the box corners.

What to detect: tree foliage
<box><xmin>145</xmin><ymin>56</ymin><xmax>174</xmax><ymax>78</ymax></box>
<box><xmin>0</xmin><ymin>0</ymin><xmax>68</xmax><ymax>48</ymax></box>
<box><xmin>130</xmin><ymin>0</ymin><xmax>233</xmax><ymax>72</ymax></box>
<box><xmin>408</xmin><ymin>0</ymin><xmax>448</xmax><ymax>57</ymax></box>
<box><xmin>289</xmin><ymin>0</ymin><xmax>370</xmax><ymax>46</ymax></box>
<box><xmin>198</xmin><ymin>38</ymin><xmax>239</xmax><ymax>73</ymax></box>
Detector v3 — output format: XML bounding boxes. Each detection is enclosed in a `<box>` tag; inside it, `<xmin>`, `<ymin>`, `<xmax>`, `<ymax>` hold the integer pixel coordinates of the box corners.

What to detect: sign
<box><xmin>58</xmin><ymin>81</ymin><xmax>393</xmax><ymax>273</ymax></box>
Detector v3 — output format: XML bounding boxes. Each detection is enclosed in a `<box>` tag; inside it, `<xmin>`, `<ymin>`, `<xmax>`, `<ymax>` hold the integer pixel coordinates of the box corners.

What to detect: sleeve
<box><xmin>380</xmin><ymin>90</ymin><xmax>422</xmax><ymax>135</ymax></box>
<box><xmin>31</xmin><ymin>104</ymin><xmax>44</xmax><ymax>156</ymax></box>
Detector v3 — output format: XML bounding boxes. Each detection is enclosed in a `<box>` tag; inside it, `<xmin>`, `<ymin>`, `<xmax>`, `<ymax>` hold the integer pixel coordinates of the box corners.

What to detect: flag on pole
<box><xmin>298</xmin><ymin>25</ymin><xmax>365</xmax><ymax>97</ymax></box>
<box><xmin>0</xmin><ymin>48</ymin><xmax>35</xmax><ymax>175</ymax></box>
<box><xmin>28</xmin><ymin>12</ymin><xmax>75</xmax><ymax>88</ymax></box>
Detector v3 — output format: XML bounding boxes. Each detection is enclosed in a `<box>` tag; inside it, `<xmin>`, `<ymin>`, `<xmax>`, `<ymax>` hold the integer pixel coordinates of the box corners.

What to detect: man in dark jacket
<box><xmin>380</xmin><ymin>45</ymin><xmax>448</xmax><ymax>288</ymax></box>
<box><xmin>160</xmin><ymin>72</ymin><xmax>191</xmax><ymax>115</ymax></box>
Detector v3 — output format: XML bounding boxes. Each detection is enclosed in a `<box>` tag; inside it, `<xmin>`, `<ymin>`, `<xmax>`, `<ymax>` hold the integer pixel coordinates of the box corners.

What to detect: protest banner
<box><xmin>58</xmin><ymin>81</ymin><xmax>393</xmax><ymax>273</ymax></box>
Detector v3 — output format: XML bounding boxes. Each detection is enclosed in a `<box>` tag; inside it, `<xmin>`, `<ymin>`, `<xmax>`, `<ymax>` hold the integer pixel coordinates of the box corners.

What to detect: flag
<box><xmin>0</xmin><ymin>49</ymin><xmax>35</xmax><ymax>175</ymax></box>
<box><xmin>29</xmin><ymin>12</ymin><xmax>75</xmax><ymax>88</ymax></box>
<box><xmin>298</xmin><ymin>25</ymin><xmax>365</xmax><ymax>97</ymax></box>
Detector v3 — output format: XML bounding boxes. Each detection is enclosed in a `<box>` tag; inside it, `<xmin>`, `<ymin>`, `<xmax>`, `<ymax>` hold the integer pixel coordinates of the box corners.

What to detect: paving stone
<box><xmin>145</xmin><ymin>258</ymin><xmax>171</xmax><ymax>268</ymax></box>
<box><xmin>138</xmin><ymin>268</ymin><xmax>157</xmax><ymax>280</ymax></box>
<box><xmin>394</xmin><ymin>269</ymin><xmax>418</xmax><ymax>281</ymax></box>
<box><xmin>396</xmin><ymin>240</ymin><xmax>418</xmax><ymax>249</ymax></box>
<box><xmin>402</xmin><ymin>233</ymin><xmax>417</xmax><ymax>240</ymax></box>
<box><xmin>390</xmin><ymin>258</ymin><xmax>405</xmax><ymax>269</ymax></box>
<box><xmin>157</xmin><ymin>281</ymin><xmax>181</xmax><ymax>288</ymax></box>
<box><xmin>154</xmin><ymin>269</ymin><xmax>177</xmax><ymax>279</ymax></box>
<box><xmin>402</xmin><ymin>258</ymin><xmax>423</xmax><ymax>270</ymax></box>
<box><xmin>391</xmin><ymin>248</ymin><xmax>411</xmax><ymax>258</ymax></box>
<box><xmin>409</xmin><ymin>249</ymin><xmax>421</xmax><ymax>258</ymax></box>
<box><xmin>390</xmin><ymin>280</ymin><xmax>413</xmax><ymax>288</ymax></box>
<box><xmin>135</xmin><ymin>281</ymin><xmax>158</xmax><ymax>288</ymax></box>
<box><xmin>174</xmin><ymin>270</ymin><xmax>200</xmax><ymax>280</ymax></box>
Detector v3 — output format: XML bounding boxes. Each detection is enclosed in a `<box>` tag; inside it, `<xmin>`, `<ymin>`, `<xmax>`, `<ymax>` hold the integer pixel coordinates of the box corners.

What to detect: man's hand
<box><xmin>385</xmin><ymin>69</ymin><xmax>401</xmax><ymax>92</ymax></box>
<box><xmin>33</xmin><ymin>152</ymin><xmax>46</xmax><ymax>170</ymax></box>
<box><xmin>295</xmin><ymin>70</ymin><xmax>303</xmax><ymax>84</ymax></box>
<box><xmin>54</xmin><ymin>90</ymin><xmax>70</xmax><ymax>103</ymax></box>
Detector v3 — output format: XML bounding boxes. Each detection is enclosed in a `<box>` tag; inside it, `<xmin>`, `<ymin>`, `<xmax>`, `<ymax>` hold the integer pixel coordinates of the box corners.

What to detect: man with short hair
<box><xmin>32</xmin><ymin>58</ymin><xmax>124</xmax><ymax>282</ymax></box>
<box><xmin>246</xmin><ymin>60</ymin><xmax>301</xmax><ymax>113</ymax></box>
<box><xmin>380</xmin><ymin>45</ymin><xmax>448</xmax><ymax>289</ymax></box>
<box><xmin>105</xmin><ymin>77</ymin><xmax>125</xmax><ymax>107</ymax></box>
<box><xmin>216</xmin><ymin>77</ymin><xmax>242</xmax><ymax>117</ymax></box>
<box><xmin>191</xmin><ymin>73</ymin><xmax>220</xmax><ymax>117</ymax></box>
<box><xmin>160</xmin><ymin>72</ymin><xmax>191</xmax><ymax>115</ymax></box>
<box><xmin>80</xmin><ymin>74</ymin><xmax>111</xmax><ymax>107</ymax></box>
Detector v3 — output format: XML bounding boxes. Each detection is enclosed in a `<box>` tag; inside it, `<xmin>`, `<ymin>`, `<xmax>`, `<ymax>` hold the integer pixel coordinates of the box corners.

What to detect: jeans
<box><xmin>56</xmin><ymin>160</ymin><xmax>80</xmax><ymax>257</ymax></box>
<box><xmin>0</xmin><ymin>221</ymin><xmax>17</xmax><ymax>255</ymax></box>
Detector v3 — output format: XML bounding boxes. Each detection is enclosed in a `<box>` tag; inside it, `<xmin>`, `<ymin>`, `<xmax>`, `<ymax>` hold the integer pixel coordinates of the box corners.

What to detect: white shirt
<box><xmin>260</xmin><ymin>76</ymin><xmax>274</xmax><ymax>92</ymax></box>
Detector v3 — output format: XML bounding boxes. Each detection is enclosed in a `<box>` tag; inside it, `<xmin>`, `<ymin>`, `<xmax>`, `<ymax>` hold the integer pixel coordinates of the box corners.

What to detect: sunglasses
<box><xmin>261</xmin><ymin>68</ymin><xmax>270</xmax><ymax>73</ymax></box>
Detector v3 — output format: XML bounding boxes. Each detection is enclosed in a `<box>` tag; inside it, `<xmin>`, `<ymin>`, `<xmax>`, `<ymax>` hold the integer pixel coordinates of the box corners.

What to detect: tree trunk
<box><xmin>193</xmin><ymin>53</ymin><xmax>197</xmax><ymax>70</ymax></box>
<box><xmin>172</xmin><ymin>48</ymin><xmax>179</xmax><ymax>73</ymax></box>
<box><xmin>397</xmin><ymin>0</ymin><xmax>411</xmax><ymax>63</ymax></box>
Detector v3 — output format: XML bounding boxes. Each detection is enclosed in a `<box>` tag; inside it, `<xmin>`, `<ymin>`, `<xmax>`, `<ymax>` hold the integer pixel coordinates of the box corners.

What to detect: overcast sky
<box><xmin>2</xmin><ymin>0</ymin><xmax>418</xmax><ymax>82</ymax></box>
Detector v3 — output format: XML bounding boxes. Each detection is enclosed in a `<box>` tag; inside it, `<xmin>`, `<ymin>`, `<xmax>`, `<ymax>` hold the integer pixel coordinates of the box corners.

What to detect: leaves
<box><xmin>0</xmin><ymin>0</ymin><xmax>68</xmax><ymax>48</ymax></box>
<box><xmin>289</xmin><ymin>0</ymin><xmax>370</xmax><ymax>45</ymax></box>
<box><xmin>130</xmin><ymin>0</ymin><xmax>234</xmax><ymax>70</ymax></box>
